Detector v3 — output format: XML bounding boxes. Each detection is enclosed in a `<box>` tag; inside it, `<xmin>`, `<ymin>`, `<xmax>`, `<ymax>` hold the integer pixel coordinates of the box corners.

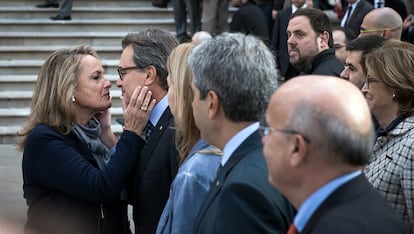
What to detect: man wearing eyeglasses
<box><xmin>262</xmin><ymin>75</ymin><xmax>409</xmax><ymax>234</ymax></box>
<box><xmin>117</xmin><ymin>29</ymin><xmax>180</xmax><ymax>234</ymax></box>
<box><xmin>359</xmin><ymin>7</ymin><xmax>403</xmax><ymax>39</ymax></box>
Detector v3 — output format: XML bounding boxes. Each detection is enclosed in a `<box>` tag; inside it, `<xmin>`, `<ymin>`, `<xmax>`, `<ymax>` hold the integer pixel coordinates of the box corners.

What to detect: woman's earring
<box><xmin>71</xmin><ymin>96</ymin><xmax>76</xmax><ymax>102</ymax></box>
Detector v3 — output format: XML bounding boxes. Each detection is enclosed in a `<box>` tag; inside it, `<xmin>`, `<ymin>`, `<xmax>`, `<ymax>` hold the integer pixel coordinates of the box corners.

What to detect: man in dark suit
<box><xmin>117</xmin><ymin>29</ymin><xmax>180</xmax><ymax>234</ymax></box>
<box><xmin>367</xmin><ymin>0</ymin><xmax>408</xmax><ymax>19</ymax></box>
<box><xmin>340</xmin><ymin>0</ymin><xmax>373</xmax><ymax>39</ymax></box>
<box><xmin>262</xmin><ymin>75</ymin><xmax>409</xmax><ymax>233</ymax></box>
<box><xmin>188</xmin><ymin>32</ymin><xmax>295</xmax><ymax>233</ymax></box>
<box><xmin>229</xmin><ymin>0</ymin><xmax>269</xmax><ymax>44</ymax></box>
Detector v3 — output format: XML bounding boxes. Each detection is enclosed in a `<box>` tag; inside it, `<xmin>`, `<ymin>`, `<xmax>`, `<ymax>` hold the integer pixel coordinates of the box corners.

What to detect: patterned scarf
<box><xmin>72</xmin><ymin>116</ymin><xmax>111</xmax><ymax>169</ymax></box>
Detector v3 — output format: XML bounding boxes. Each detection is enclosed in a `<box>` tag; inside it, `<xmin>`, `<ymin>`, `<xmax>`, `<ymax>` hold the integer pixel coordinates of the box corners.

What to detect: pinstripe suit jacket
<box><xmin>364</xmin><ymin>116</ymin><xmax>414</xmax><ymax>232</ymax></box>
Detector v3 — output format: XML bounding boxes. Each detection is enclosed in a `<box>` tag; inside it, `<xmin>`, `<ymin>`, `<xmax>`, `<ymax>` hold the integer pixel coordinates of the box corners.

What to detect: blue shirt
<box><xmin>222</xmin><ymin>122</ymin><xmax>259</xmax><ymax>166</ymax></box>
<box><xmin>294</xmin><ymin>170</ymin><xmax>362</xmax><ymax>232</ymax></box>
<box><xmin>149</xmin><ymin>95</ymin><xmax>168</xmax><ymax>126</ymax></box>
<box><xmin>156</xmin><ymin>139</ymin><xmax>221</xmax><ymax>234</ymax></box>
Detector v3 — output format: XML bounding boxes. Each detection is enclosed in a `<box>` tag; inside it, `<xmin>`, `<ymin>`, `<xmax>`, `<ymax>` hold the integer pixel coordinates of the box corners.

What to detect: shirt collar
<box><xmin>294</xmin><ymin>170</ymin><xmax>362</xmax><ymax>231</ymax></box>
<box><xmin>292</xmin><ymin>3</ymin><xmax>307</xmax><ymax>13</ymax></box>
<box><xmin>221</xmin><ymin>122</ymin><xmax>259</xmax><ymax>166</ymax></box>
<box><xmin>149</xmin><ymin>95</ymin><xmax>168</xmax><ymax>126</ymax></box>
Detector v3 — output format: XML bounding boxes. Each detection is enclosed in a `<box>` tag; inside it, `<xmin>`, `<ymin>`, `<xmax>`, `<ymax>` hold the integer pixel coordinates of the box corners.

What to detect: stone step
<box><xmin>0</xmin><ymin>32</ymin><xmax>129</xmax><ymax>46</ymax></box>
<box><xmin>0</xmin><ymin>106</ymin><xmax>124</xmax><ymax>128</ymax></box>
<box><xmin>0</xmin><ymin>0</ymin><xmax>158</xmax><ymax>7</ymax></box>
<box><xmin>0</xmin><ymin>89</ymin><xmax>123</xmax><ymax>108</ymax></box>
<box><xmin>0</xmin><ymin>74</ymin><xmax>120</xmax><ymax>91</ymax></box>
<box><xmin>0</xmin><ymin>59</ymin><xmax>119</xmax><ymax>75</ymax></box>
<box><xmin>0</xmin><ymin>19</ymin><xmax>175</xmax><ymax>32</ymax></box>
<box><xmin>0</xmin><ymin>124</ymin><xmax>123</xmax><ymax>144</ymax></box>
<box><xmin>0</xmin><ymin>6</ymin><xmax>174</xmax><ymax>20</ymax></box>
<box><xmin>0</xmin><ymin>45</ymin><xmax>122</xmax><ymax>60</ymax></box>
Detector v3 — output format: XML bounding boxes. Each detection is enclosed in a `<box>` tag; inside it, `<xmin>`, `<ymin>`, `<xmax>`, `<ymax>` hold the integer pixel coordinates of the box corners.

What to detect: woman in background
<box><xmin>17</xmin><ymin>45</ymin><xmax>154</xmax><ymax>234</ymax></box>
<box><xmin>363</xmin><ymin>39</ymin><xmax>414</xmax><ymax>232</ymax></box>
<box><xmin>156</xmin><ymin>42</ymin><xmax>221</xmax><ymax>234</ymax></box>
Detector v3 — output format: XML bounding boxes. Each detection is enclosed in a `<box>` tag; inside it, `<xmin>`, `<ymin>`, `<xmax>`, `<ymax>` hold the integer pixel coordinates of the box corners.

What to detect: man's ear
<box><xmin>289</xmin><ymin>134</ymin><xmax>309</xmax><ymax>168</ymax></box>
<box><xmin>382</xmin><ymin>29</ymin><xmax>391</xmax><ymax>39</ymax></box>
<box><xmin>207</xmin><ymin>90</ymin><xmax>220</xmax><ymax>119</ymax></box>
<box><xmin>319</xmin><ymin>31</ymin><xmax>330</xmax><ymax>49</ymax></box>
<box><xmin>144</xmin><ymin>65</ymin><xmax>157</xmax><ymax>86</ymax></box>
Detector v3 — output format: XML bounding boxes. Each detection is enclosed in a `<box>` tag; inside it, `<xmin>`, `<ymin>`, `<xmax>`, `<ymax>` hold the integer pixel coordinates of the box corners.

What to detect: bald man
<box><xmin>262</xmin><ymin>75</ymin><xmax>409</xmax><ymax>233</ymax></box>
<box><xmin>359</xmin><ymin>7</ymin><xmax>403</xmax><ymax>39</ymax></box>
<box><xmin>191</xmin><ymin>31</ymin><xmax>212</xmax><ymax>44</ymax></box>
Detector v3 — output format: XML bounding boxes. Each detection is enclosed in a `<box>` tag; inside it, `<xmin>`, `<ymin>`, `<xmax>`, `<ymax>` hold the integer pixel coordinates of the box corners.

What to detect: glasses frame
<box><xmin>117</xmin><ymin>66</ymin><xmax>141</xmax><ymax>80</ymax></box>
<box><xmin>259</xmin><ymin>126</ymin><xmax>311</xmax><ymax>144</ymax></box>
<box><xmin>364</xmin><ymin>76</ymin><xmax>380</xmax><ymax>88</ymax></box>
<box><xmin>359</xmin><ymin>25</ymin><xmax>401</xmax><ymax>34</ymax></box>
<box><xmin>333</xmin><ymin>43</ymin><xmax>345</xmax><ymax>50</ymax></box>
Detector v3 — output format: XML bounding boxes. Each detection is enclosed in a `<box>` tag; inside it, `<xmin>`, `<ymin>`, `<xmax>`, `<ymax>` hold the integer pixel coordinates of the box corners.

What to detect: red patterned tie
<box><xmin>287</xmin><ymin>223</ymin><xmax>299</xmax><ymax>234</ymax></box>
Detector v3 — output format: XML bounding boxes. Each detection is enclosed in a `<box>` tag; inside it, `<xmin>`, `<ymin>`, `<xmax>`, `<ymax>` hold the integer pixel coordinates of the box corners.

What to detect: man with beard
<box><xmin>285</xmin><ymin>8</ymin><xmax>344</xmax><ymax>81</ymax></box>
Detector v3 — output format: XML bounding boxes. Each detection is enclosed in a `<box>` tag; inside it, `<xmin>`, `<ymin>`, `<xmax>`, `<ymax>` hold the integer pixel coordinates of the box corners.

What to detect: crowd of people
<box><xmin>16</xmin><ymin>0</ymin><xmax>414</xmax><ymax>233</ymax></box>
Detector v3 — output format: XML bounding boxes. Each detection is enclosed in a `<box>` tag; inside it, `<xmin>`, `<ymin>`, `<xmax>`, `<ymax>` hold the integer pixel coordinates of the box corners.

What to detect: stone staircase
<box><xmin>0</xmin><ymin>0</ymin><xmax>176</xmax><ymax>143</ymax></box>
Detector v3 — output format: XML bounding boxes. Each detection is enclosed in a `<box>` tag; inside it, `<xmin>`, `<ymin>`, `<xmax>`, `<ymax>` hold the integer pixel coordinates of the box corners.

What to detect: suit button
<box><xmin>216</xmin><ymin>180</ymin><xmax>220</xmax><ymax>186</ymax></box>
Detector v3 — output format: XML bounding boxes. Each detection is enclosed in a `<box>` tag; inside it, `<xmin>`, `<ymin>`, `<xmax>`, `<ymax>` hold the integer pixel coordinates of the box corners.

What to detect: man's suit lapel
<box><xmin>136</xmin><ymin>108</ymin><xmax>173</xmax><ymax>184</ymax></box>
<box><xmin>193</xmin><ymin>131</ymin><xmax>262</xmax><ymax>232</ymax></box>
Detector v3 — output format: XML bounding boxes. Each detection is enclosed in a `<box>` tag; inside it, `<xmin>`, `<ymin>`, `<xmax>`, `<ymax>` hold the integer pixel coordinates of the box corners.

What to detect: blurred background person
<box><xmin>172</xmin><ymin>0</ymin><xmax>201</xmax><ymax>43</ymax></box>
<box><xmin>367</xmin><ymin>0</ymin><xmax>408</xmax><ymax>20</ymax></box>
<box><xmin>16</xmin><ymin>45</ymin><xmax>153</xmax><ymax>234</ymax></box>
<box><xmin>36</xmin><ymin>0</ymin><xmax>73</xmax><ymax>20</ymax></box>
<box><xmin>332</xmin><ymin>27</ymin><xmax>349</xmax><ymax>65</ymax></box>
<box><xmin>230</xmin><ymin>0</ymin><xmax>270</xmax><ymax>44</ymax></box>
<box><xmin>201</xmin><ymin>0</ymin><xmax>229</xmax><ymax>35</ymax></box>
<box><xmin>359</xmin><ymin>7</ymin><xmax>403</xmax><ymax>39</ymax></box>
<box><xmin>263</xmin><ymin>75</ymin><xmax>409</xmax><ymax>234</ymax></box>
<box><xmin>156</xmin><ymin>42</ymin><xmax>221</xmax><ymax>234</ymax></box>
<box><xmin>363</xmin><ymin>39</ymin><xmax>414</xmax><ymax>232</ymax></box>
<box><xmin>340</xmin><ymin>0</ymin><xmax>373</xmax><ymax>39</ymax></box>
<box><xmin>191</xmin><ymin>31</ymin><xmax>213</xmax><ymax>44</ymax></box>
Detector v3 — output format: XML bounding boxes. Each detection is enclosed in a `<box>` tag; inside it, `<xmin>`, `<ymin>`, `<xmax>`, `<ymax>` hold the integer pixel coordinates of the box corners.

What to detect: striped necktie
<box><xmin>145</xmin><ymin>121</ymin><xmax>155</xmax><ymax>143</ymax></box>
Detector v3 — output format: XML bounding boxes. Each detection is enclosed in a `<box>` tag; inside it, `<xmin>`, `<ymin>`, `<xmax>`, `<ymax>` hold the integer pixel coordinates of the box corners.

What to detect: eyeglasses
<box><xmin>360</xmin><ymin>25</ymin><xmax>401</xmax><ymax>34</ymax></box>
<box><xmin>117</xmin><ymin>66</ymin><xmax>141</xmax><ymax>80</ymax></box>
<box><xmin>364</xmin><ymin>76</ymin><xmax>381</xmax><ymax>88</ymax></box>
<box><xmin>259</xmin><ymin>126</ymin><xmax>311</xmax><ymax>143</ymax></box>
<box><xmin>333</xmin><ymin>43</ymin><xmax>345</xmax><ymax>50</ymax></box>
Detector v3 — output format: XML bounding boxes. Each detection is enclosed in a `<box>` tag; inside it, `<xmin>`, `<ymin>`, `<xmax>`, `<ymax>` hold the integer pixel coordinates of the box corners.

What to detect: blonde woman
<box><xmin>156</xmin><ymin>42</ymin><xmax>221</xmax><ymax>234</ymax></box>
<box><xmin>17</xmin><ymin>45</ymin><xmax>153</xmax><ymax>234</ymax></box>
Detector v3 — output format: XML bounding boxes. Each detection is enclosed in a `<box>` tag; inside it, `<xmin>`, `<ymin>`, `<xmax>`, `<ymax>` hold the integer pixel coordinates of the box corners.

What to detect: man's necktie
<box><xmin>287</xmin><ymin>223</ymin><xmax>299</xmax><ymax>234</ymax></box>
<box><xmin>344</xmin><ymin>6</ymin><xmax>353</xmax><ymax>27</ymax></box>
<box><xmin>145</xmin><ymin>121</ymin><xmax>155</xmax><ymax>143</ymax></box>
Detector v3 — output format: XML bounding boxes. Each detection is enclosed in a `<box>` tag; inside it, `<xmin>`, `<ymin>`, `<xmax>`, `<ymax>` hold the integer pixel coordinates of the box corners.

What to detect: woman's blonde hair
<box><xmin>167</xmin><ymin>42</ymin><xmax>200</xmax><ymax>163</ymax></box>
<box><xmin>16</xmin><ymin>45</ymin><xmax>99</xmax><ymax>151</ymax></box>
